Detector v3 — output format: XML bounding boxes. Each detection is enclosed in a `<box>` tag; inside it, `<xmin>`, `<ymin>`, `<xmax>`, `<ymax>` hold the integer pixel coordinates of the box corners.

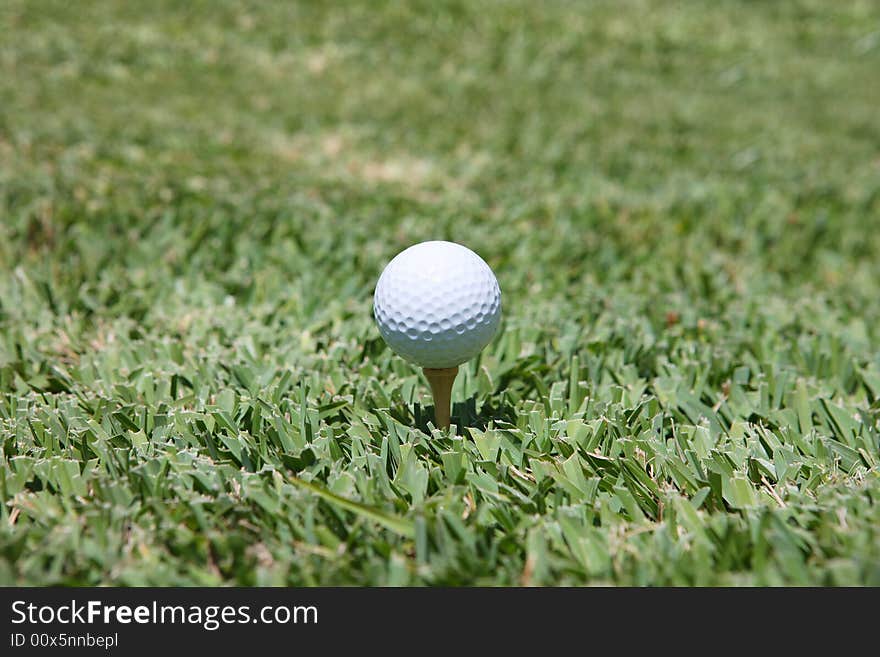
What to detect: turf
<box><xmin>1</xmin><ymin>0</ymin><xmax>879</xmax><ymax>586</ymax></box>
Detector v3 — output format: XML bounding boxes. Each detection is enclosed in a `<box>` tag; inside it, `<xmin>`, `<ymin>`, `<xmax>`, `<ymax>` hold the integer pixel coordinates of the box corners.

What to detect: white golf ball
<box><xmin>373</xmin><ymin>241</ymin><xmax>502</xmax><ymax>369</ymax></box>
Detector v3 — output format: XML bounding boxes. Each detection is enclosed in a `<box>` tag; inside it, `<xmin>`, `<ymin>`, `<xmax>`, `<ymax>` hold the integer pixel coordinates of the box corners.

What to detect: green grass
<box><xmin>2</xmin><ymin>0</ymin><xmax>879</xmax><ymax>585</ymax></box>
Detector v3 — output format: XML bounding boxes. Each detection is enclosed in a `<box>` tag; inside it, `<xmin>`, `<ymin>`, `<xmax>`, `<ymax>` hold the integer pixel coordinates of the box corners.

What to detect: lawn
<box><xmin>1</xmin><ymin>0</ymin><xmax>879</xmax><ymax>585</ymax></box>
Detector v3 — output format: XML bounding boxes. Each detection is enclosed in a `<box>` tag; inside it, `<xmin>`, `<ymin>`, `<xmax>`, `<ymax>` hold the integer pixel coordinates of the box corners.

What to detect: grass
<box><xmin>1</xmin><ymin>0</ymin><xmax>879</xmax><ymax>585</ymax></box>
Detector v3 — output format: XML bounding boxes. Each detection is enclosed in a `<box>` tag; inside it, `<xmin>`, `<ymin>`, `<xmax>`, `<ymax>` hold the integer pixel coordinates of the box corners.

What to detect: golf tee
<box><xmin>423</xmin><ymin>366</ymin><xmax>459</xmax><ymax>429</ymax></box>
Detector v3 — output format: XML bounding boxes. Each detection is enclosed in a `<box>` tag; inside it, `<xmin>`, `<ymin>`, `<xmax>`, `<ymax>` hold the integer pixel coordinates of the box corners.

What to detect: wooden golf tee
<box><xmin>423</xmin><ymin>366</ymin><xmax>459</xmax><ymax>429</ymax></box>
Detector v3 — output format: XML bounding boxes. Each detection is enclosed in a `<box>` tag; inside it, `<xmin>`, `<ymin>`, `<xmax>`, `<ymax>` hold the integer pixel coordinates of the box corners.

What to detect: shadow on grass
<box><xmin>415</xmin><ymin>394</ymin><xmax>517</xmax><ymax>435</ymax></box>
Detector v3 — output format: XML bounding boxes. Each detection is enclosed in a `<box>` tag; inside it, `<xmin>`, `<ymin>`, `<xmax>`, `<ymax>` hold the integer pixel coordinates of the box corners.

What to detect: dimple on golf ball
<box><xmin>373</xmin><ymin>241</ymin><xmax>502</xmax><ymax>369</ymax></box>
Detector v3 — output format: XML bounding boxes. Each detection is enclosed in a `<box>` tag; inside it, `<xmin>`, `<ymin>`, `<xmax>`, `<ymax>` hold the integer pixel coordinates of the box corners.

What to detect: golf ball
<box><xmin>373</xmin><ymin>241</ymin><xmax>502</xmax><ymax>369</ymax></box>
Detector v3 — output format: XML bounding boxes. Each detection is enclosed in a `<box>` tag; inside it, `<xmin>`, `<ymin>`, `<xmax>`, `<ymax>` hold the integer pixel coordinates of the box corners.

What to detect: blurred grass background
<box><xmin>1</xmin><ymin>1</ymin><xmax>879</xmax><ymax>585</ymax></box>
